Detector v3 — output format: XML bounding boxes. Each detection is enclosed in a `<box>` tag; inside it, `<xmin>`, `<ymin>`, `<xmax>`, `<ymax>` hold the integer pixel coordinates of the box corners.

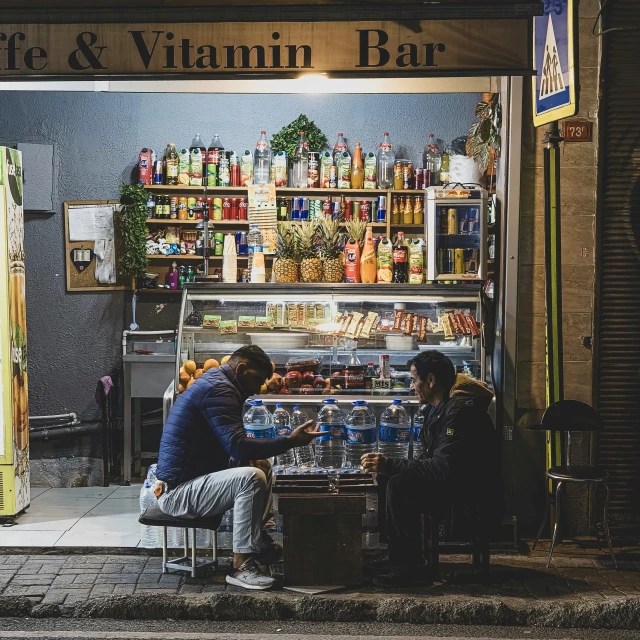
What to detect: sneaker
<box><xmin>256</xmin><ymin>531</ymin><xmax>283</xmax><ymax>566</ymax></box>
<box><xmin>363</xmin><ymin>553</ymin><xmax>392</xmax><ymax>571</ymax></box>
<box><xmin>372</xmin><ymin>564</ymin><xmax>432</xmax><ymax>588</ymax></box>
<box><xmin>226</xmin><ymin>558</ymin><xmax>277</xmax><ymax>590</ymax></box>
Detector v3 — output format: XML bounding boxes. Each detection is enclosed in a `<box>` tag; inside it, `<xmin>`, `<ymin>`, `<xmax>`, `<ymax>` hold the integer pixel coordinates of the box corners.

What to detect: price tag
<box><xmin>563</xmin><ymin>120</ymin><xmax>592</xmax><ymax>142</ymax></box>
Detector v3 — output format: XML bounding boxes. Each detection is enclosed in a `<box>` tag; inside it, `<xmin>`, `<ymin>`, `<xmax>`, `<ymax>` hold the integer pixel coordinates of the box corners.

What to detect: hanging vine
<box><xmin>118</xmin><ymin>184</ymin><xmax>149</xmax><ymax>279</ymax></box>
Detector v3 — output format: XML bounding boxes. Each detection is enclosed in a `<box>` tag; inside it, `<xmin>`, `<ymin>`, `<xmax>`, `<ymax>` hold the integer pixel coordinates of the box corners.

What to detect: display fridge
<box><xmin>0</xmin><ymin>147</ymin><xmax>29</xmax><ymax>520</ymax></box>
<box><xmin>425</xmin><ymin>185</ymin><xmax>488</xmax><ymax>282</ymax></box>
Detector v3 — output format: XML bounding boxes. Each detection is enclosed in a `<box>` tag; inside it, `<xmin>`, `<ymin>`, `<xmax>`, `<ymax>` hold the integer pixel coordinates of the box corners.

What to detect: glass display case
<box><xmin>175</xmin><ymin>283</ymin><xmax>484</xmax><ymax>407</ymax></box>
<box><xmin>425</xmin><ymin>185</ymin><xmax>488</xmax><ymax>282</ymax></box>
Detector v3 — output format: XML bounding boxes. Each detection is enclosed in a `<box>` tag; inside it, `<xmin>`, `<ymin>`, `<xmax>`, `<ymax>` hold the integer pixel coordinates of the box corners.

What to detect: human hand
<box><xmin>287</xmin><ymin>420</ymin><xmax>323</xmax><ymax>447</ymax></box>
<box><xmin>250</xmin><ymin>459</ymin><xmax>271</xmax><ymax>474</ymax></box>
<box><xmin>361</xmin><ymin>452</ymin><xmax>388</xmax><ymax>474</ymax></box>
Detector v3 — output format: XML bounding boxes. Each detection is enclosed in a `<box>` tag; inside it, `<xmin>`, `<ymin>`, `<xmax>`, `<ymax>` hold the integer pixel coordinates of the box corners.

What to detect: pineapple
<box><xmin>273</xmin><ymin>222</ymin><xmax>299</xmax><ymax>283</ymax></box>
<box><xmin>320</xmin><ymin>218</ymin><xmax>345</xmax><ymax>283</ymax></box>
<box><xmin>295</xmin><ymin>222</ymin><xmax>323</xmax><ymax>283</ymax></box>
<box><xmin>344</xmin><ymin>219</ymin><xmax>367</xmax><ymax>249</ymax></box>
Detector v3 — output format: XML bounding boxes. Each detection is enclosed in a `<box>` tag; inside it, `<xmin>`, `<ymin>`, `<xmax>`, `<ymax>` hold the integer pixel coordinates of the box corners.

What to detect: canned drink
<box><xmin>309</xmin><ymin>199</ymin><xmax>322</xmax><ymax>221</ymax></box>
<box><xmin>213</xmin><ymin>197</ymin><xmax>223</xmax><ymax>221</ymax></box>
<box><xmin>222</xmin><ymin>198</ymin><xmax>231</xmax><ymax>220</ymax></box>
<box><xmin>214</xmin><ymin>232</ymin><xmax>224</xmax><ymax>256</ymax></box>
<box><xmin>322</xmin><ymin>198</ymin><xmax>332</xmax><ymax>218</ymax></box>
<box><xmin>308</xmin><ymin>152</ymin><xmax>320</xmax><ymax>188</ymax></box>
<box><xmin>360</xmin><ymin>199</ymin><xmax>372</xmax><ymax>222</ymax></box>
<box><xmin>230</xmin><ymin>198</ymin><xmax>239</xmax><ymax>220</ymax></box>
<box><xmin>235</xmin><ymin>231</ymin><xmax>242</xmax><ymax>252</ymax></box>
<box><xmin>298</xmin><ymin>197</ymin><xmax>309</xmax><ymax>221</ymax></box>
<box><xmin>446</xmin><ymin>248</ymin><xmax>455</xmax><ymax>273</ymax></box>
<box><xmin>454</xmin><ymin>248</ymin><xmax>465</xmax><ymax>274</ymax></box>
<box><xmin>153</xmin><ymin>160</ymin><xmax>164</xmax><ymax>185</ymax></box>
<box><xmin>468</xmin><ymin>207</ymin><xmax>480</xmax><ymax>233</ymax></box>
<box><xmin>239</xmin><ymin>197</ymin><xmax>248</xmax><ymax>220</ymax></box>
<box><xmin>458</xmin><ymin>211</ymin><xmax>467</xmax><ymax>235</ymax></box>
<box><xmin>331</xmin><ymin>200</ymin><xmax>341</xmax><ymax>220</ymax></box>
<box><xmin>187</xmin><ymin>197</ymin><xmax>196</xmax><ymax>220</ymax></box>
<box><xmin>447</xmin><ymin>208</ymin><xmax>458</xmax><ymax>235</ymax></box>
<box><xmin>437</xmin><ymin>248</ymin><xmax>446</xmax><ymax>274</ymax></box>
<box><xmin>379</xmin><ymin>354</ymin><xmax>390</xmax><ymax>380</ymax></box>
<box><xmin>230</xmin><ymin>163</ymin><xmax>240</xmax><ymax>187</ymax></box>
<box><xmin>376</xmin><ymin>195</ymin><xmax>387</xmax><ymax>222</ymax></box>
<box><xmin>352</xmin><ymin>201</ymin><xmax>361</xmax><ymax>221</ymax></box>
<box><xmin>177</xmin><ymin>197</ymin><xmax>187</xmax><ymax>220</ymax></box>
<box><xmin>329</xmin><ymin>165</ymin><xmax>338</xmax><ymax>188</ymax></box>
<box><xmin>291</xmin><ymin>197</ymin><xmax>300</xmax><ymax>221</ymax></box>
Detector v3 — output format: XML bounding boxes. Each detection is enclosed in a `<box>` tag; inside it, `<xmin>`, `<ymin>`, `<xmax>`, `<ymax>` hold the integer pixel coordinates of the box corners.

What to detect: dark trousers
<box><xmin>382</xmin><ymin>473</ymin><xmax>452</xmax><ymax>567</ymax></box>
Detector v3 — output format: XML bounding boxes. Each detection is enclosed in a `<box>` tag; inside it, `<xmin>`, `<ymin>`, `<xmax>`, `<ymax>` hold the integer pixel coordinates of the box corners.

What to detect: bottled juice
<box><xmin>364</xmin><ymin>152</ymin><xmax>377</xmax><ymax>189</ymax></box>
<box><xmin>338</xmin><ymin>151</ymin><xmax>352</xmax><ymax>189</ymax></box>
<box><xmin>408</xmin><ymin>239</ymin><xmax>424</xmax><ymax>284</ymax></box>
<box><xmin>377</xmin><ymin>237</ymin><xmax>393</xmax><ymax>283</ymax></box>
<box><xmin>360</xmin><ymin>227</ymin><xmax>377</xmax><ymax>283</ymax></box>
<box><xmin>189</xmin><ymin>148</ymin><xmax>203</xmax><ymax>186</ymax></box>
<box><xmin>344</xmin><ymin>238</ymin><xmax>361</xmax><ymax>283</ymax></box>
<box><xmin>178</xmin><ymin>148</ymin><xmax>190</xmax><ymax>185</ymax></box>
<box><xmin>165</xmin><ymin>143</ymin><xmax>179</xmax><ymax>186</ymax></box>
<box><xmin>351</xmin><ymin>142</ymin><xmax>364</xmax><ymax>189</ymax></box>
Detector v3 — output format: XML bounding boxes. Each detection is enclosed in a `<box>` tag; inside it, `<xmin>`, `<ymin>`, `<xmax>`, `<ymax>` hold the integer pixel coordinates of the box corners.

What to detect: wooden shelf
<box><xmin>389</xmin><ymin>223</ymin><xmax>424</xmax><ymax>228</ymax></box>
<box><xmin>146</xmin><ymin>219</ymin><xmax>201</xmax><ymax>225</ymax></box>
<box><xmin>143</xmin><ymin>185</ymin><xmax>425</xmax><ymax>197</ymax></box>
<box><xmin>390</xmin><ymin>189</ymin><xmax>425</xmax><ymax>195</ymax></box>
<box><xmin>136</xmin><ymin>288</ymin><xmax>184</xmax><ymax>294</ymax></box>
<box><xmin>146</xmin><ymin>255</ymin><xmax>204</xmax><ymax>261</ymax></box>
<box><xmin>144</xmin><ymin>185</ymin><xmax>247</xmax><ymax>193</ymax></box>
<box><xmin>208</xmin><ymin>220</ymin><xmax>250</xmax><ymax>225</ymax></box>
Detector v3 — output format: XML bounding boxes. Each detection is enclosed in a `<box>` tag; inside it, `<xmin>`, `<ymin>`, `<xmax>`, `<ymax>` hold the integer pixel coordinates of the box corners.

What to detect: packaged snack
<box><xmin>339</xmin><ymin>314</ymin><xmax>353</xmax><ymax>336</ymax></box>
<box><xmin>393</xmin><ymin>309</ymin><xmax>405</xmax><ymax>332</ymax></box>
<box><xmin>220</xmin><ymin>320</ymin><xmax>238</xmax><ymax>334</ymax></box>
<box><xmin>346</xmin><ymin>312</ymin><xmax>363</xmax><ymax>338</ymax></box>
<box><xmin>403</xmin><ymin>313</ymin><xmax>415</xmax><ymax>336</ymax></box>
<box><xmin>203</xmin><ymin>315</ymin><xmax>221</xmax><ymax>328</ymax></box>
<box><xmin>466</xmin><ymin>313</ymin><xmax>480</xmax><ymax>337</ymax></box>
<box><xmin>285</xmin><ymin>357</ymin><xmax>322</xmax><ymax>375</ymax></box>
<box><xmin>456</xmin><ymin>313</ymin><xmax>470</xmax><ymax>334</ymax></box>
<box><xmin>418</xmin><ymin>316</ymin><xmax>429</xmax><ymax>341</ymax></box>
<box><xmin>238</xmin><ymin>316</ymin><xmax>256</xmax><ymax>328</ymax></box>
<box><xmin>360</xmin><ymin>311</ymin><xmax>379</xmax><ymax>339</ymax></box>
<box><xmin>441</xmin><ymin>315</ymin><xmax>454</xmax><ymax>340</ymax></box>
<box><xmin>255</xmin><ymin>316</ymin><xmax>272</xmax><ymax>328</ymax></box>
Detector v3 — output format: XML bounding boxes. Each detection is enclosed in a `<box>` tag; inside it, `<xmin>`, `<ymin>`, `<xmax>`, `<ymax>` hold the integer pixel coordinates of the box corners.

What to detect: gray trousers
<box><xmin>158</xmin><ymin>464</ymin><xmax>273</xmax><ymax>554</ymax></box>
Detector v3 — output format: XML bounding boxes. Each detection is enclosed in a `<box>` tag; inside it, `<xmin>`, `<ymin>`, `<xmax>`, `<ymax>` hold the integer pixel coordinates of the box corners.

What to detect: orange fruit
<box><xmin>194</xmin><ymin>369</ymin><xmax>204</xmax><ymax>379</ymax></box>
<box><xmin>221</xmin><ymin>355</ymin><xmax>231</xmax><ymax>365</ymax></box>
<box><xmin>184</xmin><ymin>360</ymin><xmax>197</xmax><ymax>375</ymax></box>
<box><xmin>178</xmin><ymin>383</ymin><xmax>186</xmax><ymax>394</ymax></box>
<box><xmin>179</xmin><ymin>371</ymin><xmax>191</xmax><ymax>387</ymax></box>
<box><xmin>271</xmin><ymin>360</ymin><xmax>276</xmax><ymax>373</ymax></box>
<box><xmin>203</xmin><ymin>359</ymin><xmax>219</xmax><ymax>372</ymax></box>
<box><xmin>187</xmin><ymin>378</ymin><xmax>195</xmax><ymax>388</ymax></box>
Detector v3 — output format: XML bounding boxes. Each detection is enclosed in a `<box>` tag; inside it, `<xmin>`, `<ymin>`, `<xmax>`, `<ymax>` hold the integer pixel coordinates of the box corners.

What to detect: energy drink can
<box><xmin>213</xmin><ymin>198</ymin><xmax>223</xmax><ymax>221</ymax></box>
<box><xmin>331</xmin><ymin>200</ymin><xmax>341</xmax><ymax>220</ymax></box>
<box><xmin>454</xmin><ymin>248</ymin><xmax>465</xmax><ymax>274</ymax></box>
<box><xmin>447</xmin><ymin>208</ymin><xmax>458</xmax><ymax>235</ymax></box>
<box><xmin>298</xmin><ymin>197</ymin><xmax>309</xmax><ymax>221</ymax></box>
<box><xmin>309</xmin><ymin>199</ymin><xmax>322</xmax><ymax>220</ymax></box>
<box><xmin>214</xmin><ymin>232</ymin><xmax>224</xmax><ymax>256</ymax></box>
<box><xmin>445</xmin><ymin>249</ymin><xmax>455</xmax><ymax>273</ymax></box>
<box><xmin>376</xmin><ymin>195</ymin><xmax>387</xmax><ymax>222</ymax></box>
<box><xmin>153</xmin><ymin>160</ymin><xmax>164</xmax><ymax>185</ymax></box>
<box><xmin>437</xmin><ymin>248</ymin><xmax>446</xmax><ymax>274</ymax></box>
<box><xmin>291</xmin><ymin>197</ymin><xmax>300</xmax><ymax>221</ymax></box>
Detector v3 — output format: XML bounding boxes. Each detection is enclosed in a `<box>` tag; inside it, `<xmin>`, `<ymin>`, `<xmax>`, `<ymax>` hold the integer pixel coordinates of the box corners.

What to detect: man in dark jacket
<box><xmin>156</xmin><ymin>345</ymin><xmax>319</xmax><ymax>590</ymax></box>
<box><xmin>361</xmin><ymin>350</ymin><xmax>501</xmax><ymax>588</ymax></box>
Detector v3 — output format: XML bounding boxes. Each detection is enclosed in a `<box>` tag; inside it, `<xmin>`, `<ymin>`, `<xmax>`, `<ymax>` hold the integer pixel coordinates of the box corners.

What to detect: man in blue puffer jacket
<box><xmin>156</xmin><ymin>345</ymin><xmax>320</xmax><ymax>590</ymax></box>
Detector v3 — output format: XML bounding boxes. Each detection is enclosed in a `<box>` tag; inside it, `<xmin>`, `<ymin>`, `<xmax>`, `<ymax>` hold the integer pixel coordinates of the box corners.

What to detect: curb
<box><xmin>2</xmin><ymin>593</ymin><xmax>640</xmax><ymax>629</ymax></box>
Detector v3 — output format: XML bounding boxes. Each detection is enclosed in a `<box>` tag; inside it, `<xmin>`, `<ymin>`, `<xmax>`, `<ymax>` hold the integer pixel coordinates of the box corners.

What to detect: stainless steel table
<box><xmin>122</xmin><ymin>352</ymin><xmax>175</xmax><ymax>484</ymax></box>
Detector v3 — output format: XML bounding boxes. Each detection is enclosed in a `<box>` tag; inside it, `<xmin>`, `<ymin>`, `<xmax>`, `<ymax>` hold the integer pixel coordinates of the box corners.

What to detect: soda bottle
<box><xmin>273</xmin><ymin>403</ymin><xmax>296</xmax><ymax>468</ymax></box>
<box><xmin>423</xmin><ymin>133</ymin><xmax>441</xmax><ymax>187</ymax></box>
<box><xmin>351</xmin><ymin>142</ymin><xmax>364</xmax><ymax>189</ymax></box>
<box><xmin>333</xmin><ymin>132</ymin><xmax>348</xmax><ymax>166</ymax></box>
<box><xmin>345</xmin><ymin>400</ymin><xmax>377</xmax><ymax>468</ymax></box>
<box><xmin>377</xmin><ymin>132</ymin><xmax>395</xmax><ymax>189</ymax></box>
<box><xmin>243</xmin><ymin>399</ymin><xmax>275</xmax><ymax>438</ymax></box>
<box><xmin>291</xmin><ymin>405</ymin><xmax>315</xmax><ymax>468</ymax></box>
<box><xmin>190</xmin><ymin>133</ymin><xmax>207</xmax><ymax>184</ymax></box>
<box><xmin>440</xmin><ymin>146</ymin><xmax>451</xmax><ymax>185</ymax></box>
<box><xmin>207</xmin><ymin>134</ymin><xmax>224</xmax><ymax>187</ymax></box>
<box><xmin>392</xmin><ymin>231</ymin><xmax>408</xmax><ymax>283</ymax></box>
<box><xmin>292</xmin><ymin>131</ymin><xmax>309</xmax><ymax>189</ymax></box>
<box><xmin>345</xmin><ymin>348</ymin><xmax>364</xmax><ymax>389</ymax></box>
<box><xmin>411</xmin><ymin>405</ymin><xmax>426</xmax><ymax>459</ymax></box>
<box><xmin>364</xmin><ymin>362</ymin><xmax>376</xmax><ymax>391</ymax></box>
<box><xmin>379</xmin><ymin>399</ymin><xmax>411</xmax><ymax>458</ymax></box>
<box><xmin>253</xmin><ymin>130</ymin><xmax>272</xmax><ymax>185</ymax></box>
<box><xmin>165</xmin><ymin>143</ymin><xmax>179</xmax><ymax>186</ymax></box>
<box><xmin>314</xmin><ymin>398</ymin><xmax>347</xmax><ymax>470</ymax></box>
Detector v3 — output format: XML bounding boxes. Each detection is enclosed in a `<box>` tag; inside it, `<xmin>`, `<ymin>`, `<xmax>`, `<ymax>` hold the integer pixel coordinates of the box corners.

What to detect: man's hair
<box><xmin>229</xmin><ymin>345</ymin><xmax>273</xmax><ymax>379</ymax></box>
<box><xmin>408</xmin><ymin>350</ymin><xmax>456</xmax><ymax>392</ymax></box>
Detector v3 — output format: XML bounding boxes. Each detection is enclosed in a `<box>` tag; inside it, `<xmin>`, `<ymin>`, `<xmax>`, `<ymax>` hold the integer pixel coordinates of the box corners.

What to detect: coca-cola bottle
<box><xmin>333</xmin><ymin>132</ymin><xmax>348</xmax><ymax>166</ymax></box>
<box><xmin>345</xmin><ymin>348</ymin><xmax>365</xmax><ymax>389</ymax></box>
<box><xmin>392</xmin><ymin>232</ymin><xmax>408</xmax><ymax>284</ymax></box>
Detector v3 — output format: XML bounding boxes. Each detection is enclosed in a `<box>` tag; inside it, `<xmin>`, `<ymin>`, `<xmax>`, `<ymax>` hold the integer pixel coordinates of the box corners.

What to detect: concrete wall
<box><xmin>515</xmin><ymin>2</ymin><xmax>601</xmax><ymax>534</ymax></box>
<box><xmin>0</xmin><ymin>90</ymin><xmax>479</xmax><ymax>485</ymax></box>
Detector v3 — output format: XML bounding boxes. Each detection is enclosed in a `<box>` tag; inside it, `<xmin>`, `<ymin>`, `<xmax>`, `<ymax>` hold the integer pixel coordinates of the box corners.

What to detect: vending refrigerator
<box><xmin>0</xmin><ymin>147</ymin><xmax>29</xmax><ymax>520</ymax></box>
<box><xmin>425</xmin><ymin>185</ymin><xmax>488</xmax><ymax>282</ymax></box>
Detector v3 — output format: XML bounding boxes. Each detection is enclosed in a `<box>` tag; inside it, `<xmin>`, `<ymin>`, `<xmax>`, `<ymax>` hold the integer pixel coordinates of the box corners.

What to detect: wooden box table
<box><xmin>275</xmin><ymin>473</ymin><xmax>376</xmax><ymax>587</ymax></box>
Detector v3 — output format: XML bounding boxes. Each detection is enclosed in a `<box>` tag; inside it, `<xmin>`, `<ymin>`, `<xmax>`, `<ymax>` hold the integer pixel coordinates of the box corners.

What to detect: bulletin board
<box><xmin>64</xmin><ymin>200</ymin><xmax>130</xmax><ymax>292</ymax></box>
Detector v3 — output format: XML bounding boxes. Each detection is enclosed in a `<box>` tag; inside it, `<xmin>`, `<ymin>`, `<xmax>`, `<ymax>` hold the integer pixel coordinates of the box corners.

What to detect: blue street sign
<box><xmin>533</xmin><ymin>0</ymin><xmax>577</xmax><ymax>126</ymax></box>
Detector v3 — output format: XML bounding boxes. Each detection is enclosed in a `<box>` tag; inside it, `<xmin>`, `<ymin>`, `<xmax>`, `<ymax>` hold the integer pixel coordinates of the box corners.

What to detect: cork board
<box><xmin>64</xmin><ymin>200</ymin><xmax>130</xmax><ymax>292</ymax></box>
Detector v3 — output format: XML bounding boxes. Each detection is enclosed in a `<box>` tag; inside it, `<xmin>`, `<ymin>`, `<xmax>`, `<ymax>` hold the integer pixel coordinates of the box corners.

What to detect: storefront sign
<box><xmin>533</xmin><ymin>0</ymin><xmax>577</xmax><ymax>126</ymax></box>
<box><xmin>0</xmin><ymin>20</ymin><xmax>532</xmax><ymax>77</ymax></box>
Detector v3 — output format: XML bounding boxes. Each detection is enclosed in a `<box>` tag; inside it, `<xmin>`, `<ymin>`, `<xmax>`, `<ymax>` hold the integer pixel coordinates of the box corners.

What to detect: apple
<box><xmin>302</xmin><ymin>371</ymin><xmax>316</xmax><ymax>385</ymax></box>
<box><xmin>313</xmin><ymin>376</ymin><xmax>326</xmax><ymax>388</ymax></box>
<box><xmin>284</xmin><ymin>371</ymin><xmax>303</xmax><ymax>388</ymax></box>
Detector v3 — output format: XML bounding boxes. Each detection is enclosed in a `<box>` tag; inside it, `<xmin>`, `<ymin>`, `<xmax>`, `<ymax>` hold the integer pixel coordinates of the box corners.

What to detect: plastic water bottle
<box><xmin>139</xmin><ymin>481</ymin><xmax>162</xmax><ymax>548</ymax></box>
<box><xmin>218</xmin><ymin>509</ymin><xmax>234</xmax><ymax>549</ymax></box>
<box><xmin>379</xmin><ymin>399</ymin><xmax>411</xmax><ymax>458</ymax></box>
<box><xmin>411</xmin><ymin>405</ymin><xmax>425</xmax><ymax>460</ymax></box>
<box><xmin>314</xmin><ymin>398</ymin><xmax>346</xmax><ymax>469</ymax></box>
<box><xmin>291</xmin><ymin>405</ymin><xmax>315</xmax><ymax>468</ymax></box>
<box><xmin>377</xmin><ymin>132</ymin><xmax>395</xmax><ymax>189</ymax></box>
<box><xmin>292</xmin><ymin>131</ymin><xmax>309</xmax><ymax>189</ymax></box>
<box><xmin>273</xmin><ymin>403</ymin><xmax>296</xmax><ymax>468</ymax></box>
<box><xmin>253</xmin><ymin>130</ymin><xmax>272</xmax><ymax>185</ymax></box>
<box><xmin>363</xmin><ymin>492</ymin><xmax>380</xmax><ymax>550</ymax></box>
<box><xmin>146</xmin><ymin>464</ymin><xmax>157</xmax><ymax>482</ymax></box>
<box><xmin>345</xmin><ymin>400</ymin><xmax>377</xmax><ymax>468</ymax></box>
<box><xmin>247</xmin><ymin>224</ymin><xmax>263</xmax><ymax>273</ymax></box>
<box><xmin>243</xmin><ymin>399</ymin><xmax>275</xmax><ymax>438</ymax></box>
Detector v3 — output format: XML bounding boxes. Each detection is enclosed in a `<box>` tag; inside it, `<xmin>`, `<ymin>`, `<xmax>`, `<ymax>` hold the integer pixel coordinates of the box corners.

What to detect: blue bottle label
<box><xmin>318</xmin><ymin>423</ymin><xmax>346</xmax><ymax>442</ymax></box>
<box><xmin>346</xmin><ymin>426</ymin><xmax>377</xmax><ymax>444</ymax></box>
<box><xmin>245</xmin><ymin>427</ymin><xmax>276</xmax><ymax>439</ymax></box>
<box><xmin>379</xmin><ymin>424</ymin><xmax>411</xmax><ymax>443</ymax></box>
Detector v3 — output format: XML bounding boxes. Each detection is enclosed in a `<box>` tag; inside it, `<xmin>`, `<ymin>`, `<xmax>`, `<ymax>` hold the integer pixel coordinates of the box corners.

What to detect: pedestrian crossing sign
<box><xmin>533</xmin><ymin>0</ymin><xmax>577</xmax><ymax>127</ymax></box>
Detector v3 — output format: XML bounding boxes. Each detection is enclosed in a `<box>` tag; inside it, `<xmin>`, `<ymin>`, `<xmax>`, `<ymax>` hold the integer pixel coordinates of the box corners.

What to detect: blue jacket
<box><xmin>156</xmin><ymin>365</ymin><xmax>290</xmax><ymax>488</ymax></box>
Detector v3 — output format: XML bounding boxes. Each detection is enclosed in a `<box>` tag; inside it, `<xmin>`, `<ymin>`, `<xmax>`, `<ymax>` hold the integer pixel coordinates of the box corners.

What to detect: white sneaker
<box><xmin>225</xmin><ymin>557</ymin><xmax>276</xmax><ymax>590</ymax></box>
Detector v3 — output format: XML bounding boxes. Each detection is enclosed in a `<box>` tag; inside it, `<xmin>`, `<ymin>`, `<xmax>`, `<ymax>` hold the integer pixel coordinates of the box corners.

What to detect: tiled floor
<box><xmin>0</xmin><ymin>485</ymin><xmax>143</xmax><ymax>548</ymax></box>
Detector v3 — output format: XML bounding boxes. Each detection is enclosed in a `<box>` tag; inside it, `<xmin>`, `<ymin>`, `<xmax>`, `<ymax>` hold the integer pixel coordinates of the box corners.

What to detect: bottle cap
<box><xmin>254</xmin><ymin>399</ymin><xmax>263</xmax><ymax>406</ymax></box>
<box><xmin>293</xmin><ymin>405</ymin><xmax>300</xmax><ymax>411</ymax></box>
<box><xmin>392</xmin><ymin>398</ymin><xmax>402</xmax><ymax>405</ymax></box>
<box><xmin>323</xmin><ymin>398</ymin><xmax>336</xmax><ymax>404</ymax></box>
<box><xmin>276</xmin><ymin>403</ymin><xmax>283</xmax><ymax>408</ymax></box>
<box><xmin>353</xmin><ymin>400</ymin><xmax>367</xmax><ymax>406</ymax></box>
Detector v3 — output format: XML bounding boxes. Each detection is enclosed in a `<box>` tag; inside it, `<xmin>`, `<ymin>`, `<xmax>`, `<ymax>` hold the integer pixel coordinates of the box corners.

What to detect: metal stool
<box><xmin>139</xmin><ymin>504</ymin><xmax>222</xmax><ymax>578</ymax></box>
<box><xmin>530</xmin><ymin>400</ymin><xmax>616</xmax><ymax>568</ymax></box>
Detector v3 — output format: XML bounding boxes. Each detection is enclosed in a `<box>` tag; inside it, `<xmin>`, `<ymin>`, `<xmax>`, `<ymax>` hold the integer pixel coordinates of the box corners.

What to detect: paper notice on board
<box><xmin>94</xmin><ymin>238</ymin><xmax>117</xmax><ymax>284</ymax></box>
<box><xmin>69</xmin><ymin>205</ymin><xmax>115</xmax><ymax>241</ymax></box>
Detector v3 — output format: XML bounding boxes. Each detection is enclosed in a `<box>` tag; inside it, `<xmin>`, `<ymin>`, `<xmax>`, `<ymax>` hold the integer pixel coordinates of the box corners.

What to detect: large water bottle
<box><xmin>253</xmin><ymin>130</ymin><xmax>272</xmax><ymax>185</ymax></box>
<box><xmin>411</xmin><ymin>404</ymin><xmax>426</xmax><ymax>460</ymax></box>
<box><xmin>291</xmin><ymin>405</ymin><xmax>315</xmax><ymax>468</ymax></box>
<box><xmin>247</xmin><ymin>224</ymin><xmax>263</xmax><ymax>273</ymax></box>
<box><xmin>345</xmin><ymin>400</ymin><xmax>377</xmax><ymax>468</ymax></box>
<box><xmin>139</xmin><ymin>481</ymin><xmax>162</xmax><ymax>548</ymax></box>
<box><xmin>379</xmin><ymin>399</ymin><xmax>411</xmax><ymax>458</ymax></box>
<box><xmin>315</xmin><ymin>398</ymin><xmax>346</xmax><ymax>469</ymax></box>
<box><xmin>243</xmin><ymin>399</ymin><xmax>275</xmax><ymax>439</ymax></box>
<box><xmin>273</xmin><ymin>403</ymin><xmax>296</xmax><ymax>468</ymax></box>
<box><xmin>292</xmin><ymin>131</ymin><xmax>309</xmax><ymax>189</ymax></box>
<box><xmin>377</xmin><ymin>132</ymin><xmax>395</xmax><ymax>189</ymax></box>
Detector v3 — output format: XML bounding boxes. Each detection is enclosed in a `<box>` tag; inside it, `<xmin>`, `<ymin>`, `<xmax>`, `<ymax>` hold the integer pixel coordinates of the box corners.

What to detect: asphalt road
<box><xmin>0</xmin><ymin>620</ymin><xmax>639</xmax><ymax>640</ymax></box>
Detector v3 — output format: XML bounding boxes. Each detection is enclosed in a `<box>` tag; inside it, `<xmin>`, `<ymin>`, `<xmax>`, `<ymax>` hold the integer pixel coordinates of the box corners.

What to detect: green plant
<box><xmin>271</xmin><ymin>114</ymin><xmax>328</xmax><ymax>160</ymax></box>
<box><xmin>466</xmin><ymin>94</ymin><xmax>502</xmax><ymax>173</ymax></box>
<box><xmin>118</xmin><ymin>183</ymin><xmax>149</xmax><ymax>279</ymax></box>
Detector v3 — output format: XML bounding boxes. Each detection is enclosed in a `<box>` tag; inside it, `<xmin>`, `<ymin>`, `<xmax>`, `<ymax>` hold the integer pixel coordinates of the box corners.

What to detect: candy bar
<box><xmin>403</xmin><ymin>313</ymin><xmax>415</xmax><ymax>336</ymax></box>
<box><xmin>466</xmin><ymin>313</ymin><xmax>480</xmax><ymax>337</ymax></box>
<box><xmin>393</xmin><ymin>309</ymin><xmax>405</xmax><ymax>332</ymax></box>
<box><xmin>418</xmin><ymin>316</ymin><xmax>429</xmax><ymax>341</ymax></box>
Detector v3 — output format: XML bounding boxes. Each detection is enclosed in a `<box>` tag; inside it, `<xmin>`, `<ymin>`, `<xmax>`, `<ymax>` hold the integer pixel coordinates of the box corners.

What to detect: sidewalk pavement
<box><xmin>0</xmin><ymin>545</ymin><xmax>639</xmax><ymax>629</ymax></box>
